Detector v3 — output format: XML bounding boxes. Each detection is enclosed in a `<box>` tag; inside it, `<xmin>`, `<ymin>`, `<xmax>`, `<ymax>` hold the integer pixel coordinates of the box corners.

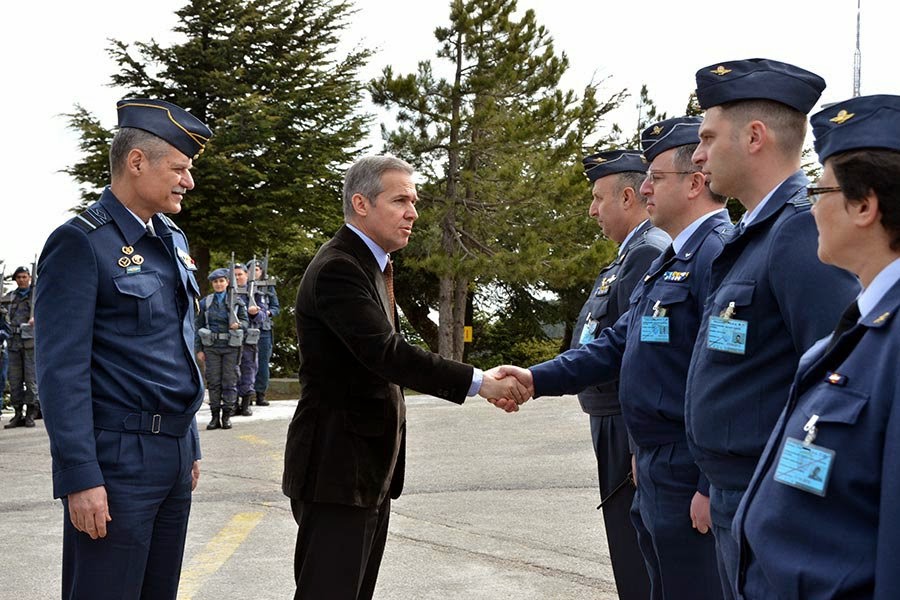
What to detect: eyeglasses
<box><xmin>805</xmin><ymin>185</ymin><xmax>842</xmax><ymax>205</ymax></box>
<box><xmin>643</xmin><ymin>170</ymin><xmax>695</xmax><ymax>184</ymax></box>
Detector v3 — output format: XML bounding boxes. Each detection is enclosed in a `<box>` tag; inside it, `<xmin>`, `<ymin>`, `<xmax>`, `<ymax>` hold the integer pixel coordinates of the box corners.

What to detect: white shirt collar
<box><xmin>618</xmin><ymin>220</ymin><xmax>648</xmax><ymax>257</ymax></box>
<box><xmin>740</xmin><ymin>177</ymin><xmax>786</xmax><ymax>228</ymax></box>
<box><xmin>124</xmin><ymin>206</ymin><xmax>155</xmax><ymax>235</ymax></box>
<box><xmin>858</xmin><ymin>257</ymin><xmax>900</xmax><ymax>319</ymax></box>
<box><xmin>672</xmin><ymin>208</ymin><xmax>730</xmax><ymax>254</ymax></box>
<box><xmin>346</xmin><ymin>223</ymin><xmax>390</xmax><ymax>271</ymax></box>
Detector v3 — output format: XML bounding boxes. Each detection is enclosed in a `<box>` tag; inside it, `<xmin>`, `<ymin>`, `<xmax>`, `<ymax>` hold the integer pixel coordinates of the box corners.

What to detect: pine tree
<box><xmin>370</xmin><ymin>0</ymin><xmax>622</xmax><ymax>360</ymax></box>
<box><xmin>64</xmin><ymin>0</ymin><xmax>371</xmax><ymax>286</ymax></box>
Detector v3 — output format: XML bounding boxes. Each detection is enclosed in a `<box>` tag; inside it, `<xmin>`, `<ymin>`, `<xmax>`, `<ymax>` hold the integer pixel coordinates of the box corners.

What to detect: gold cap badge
<box><xmin>651</xmin><ymin>125</ymin><xmax>664</xmax><ymax>136</ymax></box>
<box><xmin>711</xmin><ymin>66</ymin><xmax>732</xmax><ymax>76</ymax></box>
<box><xmin>592</xmin><ymin>157</ymin><xmax>607</xmax><ymax>164</ymax></box>
<box><xmin>829</xmin><ymin>110</ymin><xmax>855</xmax><ymax>124</ymax></box>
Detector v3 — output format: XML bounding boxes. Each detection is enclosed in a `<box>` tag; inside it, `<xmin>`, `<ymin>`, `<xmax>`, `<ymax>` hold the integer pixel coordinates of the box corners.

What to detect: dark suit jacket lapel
<box><xmin>334</xmin><ymin>225</ymin><xmax>395</xmax><ymax>328</ymax></box>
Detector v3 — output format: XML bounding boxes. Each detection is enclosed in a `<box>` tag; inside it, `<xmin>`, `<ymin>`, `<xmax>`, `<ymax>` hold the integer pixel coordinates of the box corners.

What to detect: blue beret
<box><xmin>117</xmin><ymin>98</ymin><xmax>212</xmax><ymax>160</ymax></box>
<box><xmin>640</xmin><ymin>116</ymin><xmax>702</xmax><ymax>163</ymax></box>
<box><xmin>13</xmin><ymin>266</ymin><xmax>29</xmax><ymax>277</ymax></box>
<box><xmin>812</xmin><ymin>95</ymin><xmax>900</xmax><ymax>162</ymax></box>
<box><xmin>208</xmin><ymin>267</ymin><xmax>230</xmax><ymax>281</ymax></box>
<box><xmin>582</xmin><ymin>150</ymin><xmax>647</xmax><ymax>183</ymax></box>
<box><xmin>245</xmin><ymin>260</ymin><xmax>259</xmax><ymax>272</ymax></box>
<box><xmin>695</xmin><ymin>58</ymin><xmax>825</xmax><ymax>113</ymax></box>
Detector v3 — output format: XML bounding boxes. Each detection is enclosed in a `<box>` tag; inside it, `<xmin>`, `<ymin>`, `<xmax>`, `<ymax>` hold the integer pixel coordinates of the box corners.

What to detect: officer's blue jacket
<box><xmin>35</xmin><ymin>188</ymin><xmax>204</xmax><ymax>499</ymax></box>
<box><xmin>532</xmin><ymin>212</ymin><xmax>729</xmax><ymax>491</ymax></box>
<box><xmin>237</xmin><ymin>290</ymin><xmax>266</xmax><ymax>329</ymax></box>
<box><xmin>733</xmin><ymin>278</ymin><xmax>900</xmax><ymax>600</ymax></box>
<box><xmin>570</xmin><ymin>220</ymin><xmax>670</xmax><ymax>417</ymax></box>
<box><xmin>195</xmin><ymin>293</ymin><xmax>249</xmax><ymax>350</ymax></box>
<box><xmin>684</xmin><ymin>171</ymin><xmax>859</xmax><ymax>491</ymax></box>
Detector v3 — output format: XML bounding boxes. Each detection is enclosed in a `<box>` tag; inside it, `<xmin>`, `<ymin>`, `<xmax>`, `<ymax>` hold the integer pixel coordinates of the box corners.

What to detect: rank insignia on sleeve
<box><xmin>825</xmin><ymin>371</ymin><xmax>847</xmax><ymax>386</ymax></box>
<box><xmin>662</xmin><ymin>271</ymin><xmax>690</xmax><ymax>282</ymax></box>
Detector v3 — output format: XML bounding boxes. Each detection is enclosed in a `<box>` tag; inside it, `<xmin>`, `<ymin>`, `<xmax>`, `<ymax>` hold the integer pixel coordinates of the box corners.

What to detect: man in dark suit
<box><xmin>282</xmin><ymin>155</ymin><xmax>526</xmax><ymax>600</ymax></box>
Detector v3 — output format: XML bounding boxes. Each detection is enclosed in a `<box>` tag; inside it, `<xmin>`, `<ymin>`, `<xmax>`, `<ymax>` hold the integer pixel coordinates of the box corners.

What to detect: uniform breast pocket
<box><xmin>112</xmin><ymin>272</ymin><xmax>164</xmax><ymax>335</ymax></box>
<box><xmin>706</xmin><ymin>280</ymin><xmax>755</xmax><ymax>363</ymax></box>
<box><xmin>645</xmin><ymin>283</ymin><xmax>692</xmax><ymax>347</ymax></box>
<box><xmin>799</xmin><ymin>385</ymin><xmax>869</xmax><ymax>428</ymax></box>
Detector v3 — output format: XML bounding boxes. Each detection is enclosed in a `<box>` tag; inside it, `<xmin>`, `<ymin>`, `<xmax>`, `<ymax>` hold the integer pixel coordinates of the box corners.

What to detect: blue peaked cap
<box><xmin>641</xmin><ymin>116</ymin><xmax>702</xmax><ymax>163</ymax></box>
<box><xmin>117</xmin><ymin>98</ymin><xmax>212</xmax><ymax>160</ymax></box>
<box><xmin>812</xmin><ymin>95</ymin><xmax>900</xmax><ymax>162</ymax></box>
<box><xmin>695</xmin><ymin>58</ymin><xmax>825</xmax><ymax>114</ymax></box>
<box><xmin>582</xmin><ymin>150</ymin><xmax>647</xmax><ymax>183</ymax></box>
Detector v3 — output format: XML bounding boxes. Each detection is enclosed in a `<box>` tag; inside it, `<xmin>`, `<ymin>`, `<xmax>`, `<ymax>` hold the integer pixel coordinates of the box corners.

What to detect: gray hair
<box><xmin>343</xmin><ymin>155</ymin><xmax>414</xmax><ymax>221</ymax></box>
<box><xmin>615</xmin><ymin>171</ymin><xmax>649</xmax><ymax>204</ymax></box>
<box><xmin>109</xmin><ymin>127</ymin><xmax>172</xmax><ymax>178</ymax></box>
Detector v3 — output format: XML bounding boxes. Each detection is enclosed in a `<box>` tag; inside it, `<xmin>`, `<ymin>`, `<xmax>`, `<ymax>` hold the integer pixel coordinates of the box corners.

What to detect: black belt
<box><xmin>93</xmin><ymin>407</ymin><xmax>195</xmax><ymax>437</ymax></box>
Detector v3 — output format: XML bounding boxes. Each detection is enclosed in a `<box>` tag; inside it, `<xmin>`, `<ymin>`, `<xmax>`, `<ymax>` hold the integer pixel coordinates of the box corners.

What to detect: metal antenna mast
<box><xmin>853</xmin><ymin>0</ymin><xmax>862</xmax><ymax>97</ymax></box>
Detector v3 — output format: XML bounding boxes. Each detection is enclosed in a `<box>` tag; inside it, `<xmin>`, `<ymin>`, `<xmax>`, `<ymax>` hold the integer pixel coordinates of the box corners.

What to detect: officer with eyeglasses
<box><xmin>733</xmin><ymin>93</ymin><xmax>900</xmax><ymax>600</ymax></box>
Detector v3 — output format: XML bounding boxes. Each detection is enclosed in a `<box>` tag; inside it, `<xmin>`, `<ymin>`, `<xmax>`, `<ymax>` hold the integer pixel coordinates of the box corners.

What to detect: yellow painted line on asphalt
<box><xmin>177</xmin><ymin>511</ymin><xmax>264</xmax><ymax>600</ymax></box>
<box><xmin>237</xmin><ymin>434</ymin><xmax>269</xmax><ymax>446</ymax></box>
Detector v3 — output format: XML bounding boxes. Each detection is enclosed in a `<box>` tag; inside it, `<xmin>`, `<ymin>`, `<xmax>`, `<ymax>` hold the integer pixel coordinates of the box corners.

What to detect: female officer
<box><xmin>733</xmin><ymin>94</ymin><xmax>900</xmax><ymax>599</ymax></box>
<box><xmin>196</xmin><ymin>267</ymin><xmax>248</xmax><ymax>430</ymax></box>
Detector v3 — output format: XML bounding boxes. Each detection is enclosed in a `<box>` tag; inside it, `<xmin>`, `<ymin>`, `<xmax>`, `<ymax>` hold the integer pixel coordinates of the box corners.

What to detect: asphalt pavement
<box><xmin>0</xmin><ymin>394</ymin><xmax>618</xmax><ymax>599</ymax></box>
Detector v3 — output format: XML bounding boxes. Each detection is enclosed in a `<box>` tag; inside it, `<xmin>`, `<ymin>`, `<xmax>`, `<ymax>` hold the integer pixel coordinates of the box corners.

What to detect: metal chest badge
<box><xmin>177</xmin><ymin>247</ymin><xmax>198</xmax><ymax>271</ymax></box>
<box><xmin>596</xmin><ymin>274</ymin><xmax>617</xmax><ymax>296</ymax></box>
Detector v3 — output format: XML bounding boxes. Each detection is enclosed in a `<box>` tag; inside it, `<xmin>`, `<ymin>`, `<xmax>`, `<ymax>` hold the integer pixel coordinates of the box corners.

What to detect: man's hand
<box><xmin>690</xmin><ymin>491</ymin><xmax>712</xmax><ymax>534</ymax></box>
<box><xmin>631</xmin><ymin>454</ymin><xmax>637</xmax><ymax>487</ymax></box>
<box><xmin>248</xmin><ymin>306</ymin><xmax>259</xmax><ymax>316</ymax></box>
<box><xmin>196</xmin><ymin>351</ymin><xmax>206</xmax><ymax>363</ymax></box>
<box><xmin>229</xmin><ymin>322</ymin><xmax>240</xmax><ymax>330</ymax></box>
<box><xmin>481</xmin><ymin>365</ymin><xmax>534</xmax><ymax>412</ymax></box>
<box><xmin>67</xmin><ymin>485</ymin><xmax>111</xmax><ymax>540</ymax></box>
<box><xmin>191</xmin><ymin>460</ymin><xmax>201</xmax><ymax>491</ymax></box>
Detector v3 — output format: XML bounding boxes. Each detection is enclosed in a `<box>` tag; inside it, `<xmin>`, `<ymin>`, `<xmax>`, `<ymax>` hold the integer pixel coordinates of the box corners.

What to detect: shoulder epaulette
<box><xmin>788</xmin><ymin>194</ymin><xmax>812</xmax><ymax>209</ymax></box>
<box><xmin>159</xmin><ymin>214</ymin><xmax>183</xmax><ymax>233</ymax></box>
<box><xmin>70</xmin><ymin>205</ymin><xmax>112</xmax><ymax>234</ymax></box>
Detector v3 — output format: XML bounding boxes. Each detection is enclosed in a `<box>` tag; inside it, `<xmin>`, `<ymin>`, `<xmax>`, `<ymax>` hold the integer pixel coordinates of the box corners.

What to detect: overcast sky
<box><xmin>2</xmin><ymin>0</ymin><xmax>898</xmax><ymax>274</ymax></box>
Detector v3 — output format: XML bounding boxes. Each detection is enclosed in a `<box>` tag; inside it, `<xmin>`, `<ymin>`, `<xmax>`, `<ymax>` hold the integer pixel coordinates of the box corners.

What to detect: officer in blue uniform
<box><xmin>505</xmin><ymin>119</ymin><xmax>729</xmax><ymax>600</ymax></box>
<box><xmin>35</xmin><ymin>98</ymin><xmax>211</xmax><ymax>599</ymax></box>
<box><xmin>565</xmin><ymin>149</ymin><xmax>666</xmax><ymax>600</ymax></box>
<box><xmin>250</xmin><ymin>259</ymin><xmax>279</xmax><ymax>406</ymax></box>
<box><xmin>196</xmin><ymin>267</ymin><xmax>249</xmax><ymax>430</ymax></box>
<box><xmin>233</xmin><ymin>262</ymin><xmax>264</xmax><ymax>416</ymax></box>
<box><xmin>684</xmin><ymin>59</ymin><xmax>860</xmax><ymax>599</ymax></box>
<box><xmin>733</xmin><ymin>94</ymin><xmax>900</xmax><ymax>600</ymax></box>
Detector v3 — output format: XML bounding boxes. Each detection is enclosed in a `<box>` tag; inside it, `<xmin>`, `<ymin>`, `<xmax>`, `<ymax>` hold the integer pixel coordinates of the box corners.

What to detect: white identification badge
<box><xmin>773</xmin><ymin>437</ymin><xmax>835</xmax><ymax>497</ymax></box>
<box><xmin>579</xmin><ymin>319</ymin><xmax>598</xmax><ymax>345</ymax></box>
<box><xmin>640</xmin><ymin>316</ymin><xmax>670</xmax><ymax>343</ymax></box>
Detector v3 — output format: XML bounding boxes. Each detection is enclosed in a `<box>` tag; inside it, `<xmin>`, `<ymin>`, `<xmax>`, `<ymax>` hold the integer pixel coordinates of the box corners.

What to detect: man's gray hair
<box><xmin>109</xmin><ymin>127</ymin><xmax>172</xmax><ymax>178</ymax></box>
<box><xmin>343</xmin><ymin>155</ymin><xmax>414</xmax><ymax>220</ymax></box>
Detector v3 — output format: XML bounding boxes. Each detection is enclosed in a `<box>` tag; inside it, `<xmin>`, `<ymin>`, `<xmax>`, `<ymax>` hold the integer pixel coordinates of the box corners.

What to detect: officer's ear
<box><xmin>351</xmin><ymin>193</ymin><xmax>370</xmax><ymax>218</ymax></box>
<box><xmin>126</xmin><ymin>148</ymin><xmax>147</xmax><ymax>176</ymax></box>
<box><xmin>621</xmin><ymin>185</ymin><xmax>638</xmax><ymax>210</ymax></box>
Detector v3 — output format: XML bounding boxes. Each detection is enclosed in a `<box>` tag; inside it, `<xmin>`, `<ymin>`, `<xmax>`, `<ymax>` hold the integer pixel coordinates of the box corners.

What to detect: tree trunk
<box><xmin>194</xmin><ymin>245</ymin><xmax>211</xmax><ymax>295</ymax></box>
<box><xmin>451</xmin><ymin>276</ymin><xmax>467</xmax><ymax>360</ymax></box>
<box><xmin>438</xmin><ymin>274</ymin><xmax>455</xmax><ymax>358</ymax></box>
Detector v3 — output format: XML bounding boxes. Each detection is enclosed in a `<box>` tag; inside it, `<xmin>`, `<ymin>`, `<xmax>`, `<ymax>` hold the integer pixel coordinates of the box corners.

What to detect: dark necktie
<box><xmin>825</xmin><ymin>300</ymin><xmax>860</xmax><ymax>353</ymax></box>
<box><xmin>661</xmin><ymin>244</ymin><xmax>676</xmax><ymax>263</ymax></box>
<box><xmin>383</xmin><ymin>260</ymin><xmax>396</xmax><ymax>322</ymax></box>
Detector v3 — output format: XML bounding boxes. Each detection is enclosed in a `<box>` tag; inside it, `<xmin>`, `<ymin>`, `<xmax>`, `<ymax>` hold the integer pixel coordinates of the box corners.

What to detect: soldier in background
<box><xmin>196</xmin><ymin>267</ymin><xmax>248</xmax><ymax>430</ymax></box>
<box><xmin>3</xmin><ymin>266</ymin><xmax>39</xmax><ymax>428</ymax></box>
<box><xmin>250</xmin><ymin>258</ymin><xmax>279</xmax><ymax>406</ymax></box>
<box><xmin>233</xmin><ymin>262</ymin><xmax>264</xmax><ymax>416</ymax></box>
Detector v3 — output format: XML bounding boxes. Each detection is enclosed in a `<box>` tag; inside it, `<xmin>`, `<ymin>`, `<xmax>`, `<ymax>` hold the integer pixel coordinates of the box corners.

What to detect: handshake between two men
<box><xmin>478</xmin><ymin>366</ymin><xmax>534</xmax><ymax>413</ymax></box>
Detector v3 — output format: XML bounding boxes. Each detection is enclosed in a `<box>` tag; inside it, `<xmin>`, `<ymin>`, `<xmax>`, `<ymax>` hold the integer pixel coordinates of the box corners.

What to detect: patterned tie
<box><xmin>383</xmin><ymin>259</ymin><xmax>396</xmax><ymax>323</ymax></box>
<box><xmin>825</xmin><ymin>300</ymin><xmax>860</xmax><ymax>353</ymax></box>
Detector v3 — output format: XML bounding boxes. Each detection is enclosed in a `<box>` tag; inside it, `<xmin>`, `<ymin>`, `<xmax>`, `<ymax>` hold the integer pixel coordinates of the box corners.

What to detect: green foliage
<box><xmin>64</xmin><ymin>0</ymin><xmax>371</xmax><ymax>283</ymax></box>
<box><xmin>370</xmin><ymin>0</ymin><xmax>626</xmax><ymax>355</ymax></box>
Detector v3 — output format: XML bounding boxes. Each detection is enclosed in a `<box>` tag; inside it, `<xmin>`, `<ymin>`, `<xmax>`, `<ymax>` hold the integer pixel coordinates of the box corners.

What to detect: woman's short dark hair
<box><xmin>830</xmin><ymin>148</ymin><xmax>900</xmax><ymax>251</ymax></box>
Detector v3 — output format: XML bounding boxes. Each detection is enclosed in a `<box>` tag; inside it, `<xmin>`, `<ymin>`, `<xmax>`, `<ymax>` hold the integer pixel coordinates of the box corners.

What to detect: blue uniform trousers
<box><xmin>204</xmin><ymin>346</ymin><xmax>239</xmax><ymax>411</ymax></box>
<box><xmin>709</xmin><ymin>486</ymin><xmax>744</xmax><ymax>600</ymax></box>
<box><xmin>590</xmin><ymin>414</ymin><xmax>651</xmax><ymax>600</ymax></box>
<box><xmin>254</xmin><ymin>331</ymin><xmax>273</xmax><ymax>394</ymax></box>
<box><xmin>8</xmin><ymin>345</ymin><xmax>39</xmax><ymax>407</ymax></box>
<box><xmin>238</xmin><ymin>344</ymin><xmax>258</xmax><ymax>396</ymax></box>
<box><xmin>61</xmin><ymin>429</ymin><xmax>194</xmax><ymax>599</ymax></box>
<box><xmin>633</xmin><ymin>441</ymin><xmax>721</xmax><ymax>600</ymax></box>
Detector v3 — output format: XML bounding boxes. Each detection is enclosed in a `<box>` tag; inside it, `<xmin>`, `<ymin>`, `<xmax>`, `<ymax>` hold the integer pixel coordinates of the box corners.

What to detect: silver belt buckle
<box><xmin>151</xmin><ymin>414</ymin><xmax>162</xmax><ymax>434</ymax></box>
